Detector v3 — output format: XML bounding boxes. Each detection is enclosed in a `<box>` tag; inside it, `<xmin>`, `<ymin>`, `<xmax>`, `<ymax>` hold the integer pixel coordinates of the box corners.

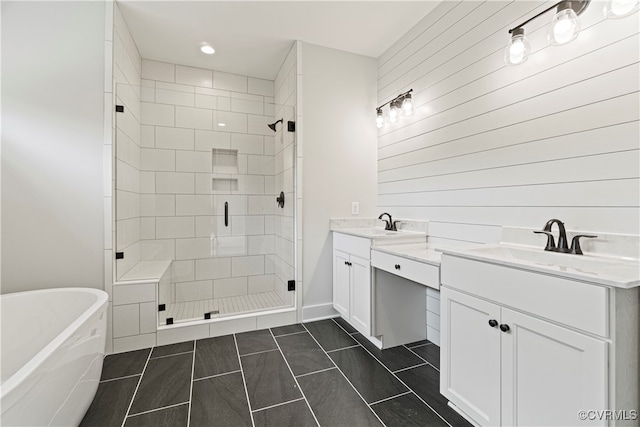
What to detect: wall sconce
<box><xmin>505</xmin><ymin>0</ymin><xmax>639</xmax><ymax>66</ymax></box>
<box><xmin>375</xmin><ymin>89</ymin><xmax>413</xmax><ymax>128</ymax></box>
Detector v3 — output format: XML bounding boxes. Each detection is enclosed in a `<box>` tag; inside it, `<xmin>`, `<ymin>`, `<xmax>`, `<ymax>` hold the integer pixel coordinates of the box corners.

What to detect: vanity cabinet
<box><xmin>440</xmin><ymin>253</ymin><xmax>638</xmax><ymax>427</ymax></box>
<box><xmin>333</xmin><ymin>233</ymin><xmax>371</xmax><ymax>336</ymax></box>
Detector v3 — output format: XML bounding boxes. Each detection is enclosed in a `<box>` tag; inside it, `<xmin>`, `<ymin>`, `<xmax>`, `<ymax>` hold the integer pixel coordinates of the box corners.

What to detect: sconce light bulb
<box><xmin>402</xmin><ymin>95</ymin><xmax>413</xmax><ymax>116</ymax></box>
<box><xmin>605</xmin><ymin>0</ymin><xmax>640</xmax><ymax>17</ymax></box>
<box><xmin>504</xmin><ymin>28</ymin><xmax>530</xmax><ymax>65</ymax></box>
<box><xmin>376</xmin><ymin>109</ymin><xmax>384</xmax><ymax>128</ymax></box>
<box><xmin>549</xmin><ymin>5</ymin><xmax>580</xmax><ymax>45</ymax></box>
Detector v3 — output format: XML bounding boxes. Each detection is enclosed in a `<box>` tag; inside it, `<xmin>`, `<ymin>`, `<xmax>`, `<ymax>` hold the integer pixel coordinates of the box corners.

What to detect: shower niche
<box><xmin>113</xmin><ymin>80</ymin><xmax>297</xmax><ymax>328</ymax></box>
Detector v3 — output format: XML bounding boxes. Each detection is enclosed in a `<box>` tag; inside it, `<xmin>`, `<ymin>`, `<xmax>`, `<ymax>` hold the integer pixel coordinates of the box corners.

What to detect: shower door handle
<box><xmin>224</xmin><ymin>202</ymin><xmax>229</xmax><ymax>227</ymax></box>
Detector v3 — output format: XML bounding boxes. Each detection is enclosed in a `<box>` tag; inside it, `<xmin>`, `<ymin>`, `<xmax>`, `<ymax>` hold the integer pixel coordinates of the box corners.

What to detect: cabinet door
<box><xmin>349</xmin><ymin>254</ymin><xmax>371</xmax><ymax>336</ymax></box>
<box><xmin>500</xmin><ymin>308</ymin><xmax>607</xmax><ymax>427</ymax></box>
<box><xmin>440</xmin><ymin>287</ymin><xmax>501</xmax><ymax>426</ymax></box>
<box><xmin>333</xmin><ymin>250</ymin><xmax>350</xmax><ymax>318</ymax></box>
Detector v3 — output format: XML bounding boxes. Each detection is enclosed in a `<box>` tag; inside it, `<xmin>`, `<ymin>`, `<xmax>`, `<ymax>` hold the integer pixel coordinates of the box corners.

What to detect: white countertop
<box><xmin>440</xmin><ymin>243</ymin><xmax>640</xmax><ymax>289</ymax></box>
<box><xmin>371</xmin><ymin>243</ymin><xmax>441</xmax><ymax>266</ymax></box>
<box><xmin>331</xmin><ymin>227</ymin><xmax>427</xmax><ymax>245</ymax></box>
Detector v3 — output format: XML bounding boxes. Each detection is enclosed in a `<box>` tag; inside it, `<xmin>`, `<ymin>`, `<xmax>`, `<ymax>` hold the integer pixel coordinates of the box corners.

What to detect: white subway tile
<box><xmin>217</xmin><ymin>96</ymin><xmax>231</xmax><ymax>111</ymax></box>
<box><xmin>248</xmin><ymin>235</ymin><xmax>274</xmax><ymax>256</ymax></box>
<box><xmin>156</xmin><ymin>172</ymin><xmax>194</xmax><ymax>194</ymax></box>
<box><xmin>176</xmin><ymin>195</ymin><xmax>214</xmax><ymax>216</ymax></box>
<box><xmin>140</xmin><ymin>217</ymin><xmax>156</xmax><ymax>240</ymax></box>
<box><xmin>176</xmin><ymin>238</ymin><xmax>210</xmax><ymax>260</ymax></box>
<box><xmin>231</xmin><ymin>134</ymin><xmax>263</xmax><ymax>154</ymax></box>
<box><xmin>176</xmin><ymin>150</ymin><xmax>212</xmax><ymax>173</ymax></box>
<box><xmin>231</xmin><ymin>93</ymin><xmax>263</xmax><ymax>115</ymax></box>
<box><xmin>195</xmin><ymin>257</ymin><xmax>232</xmax><ymax>280</ymax></box>
<box><xmin>195</xmin><ymin>94</ymin><xmax>217</xmax><ymax>110</ymax></box>
<box><xmin>232</xmin><ymin>255</ymin><xmax>264</xmax><ymax>277</ymax></box>
<box><xmin>113</xmin><ymin>282</ymin><xmax>155</xmax><ymax>305</ymax></box>
<box><xmin>156</xmin><ymin>126</ymin><xmax>194</xmax><ymax>150</ymax></box>
<box><xmin>195</xmin><ymin>215</ymin><xmax>229</xmax><ymax>238</ymax></box>
<box><xmin>213</xmin><ymin>71</ymin><xmax>247</xmax><ymax>92</ymax></box>
<box><xmin>248</xmin><ymin>155</ymin><xmax>274</xmax><ymax>175</ymax></box>
<box><xmin>157</xmin><ymin>216</ymin><xmax>195</xmax><ymax>239</ymax></box>
<box><xmin>264</xmin><ymin>136</ymin><xmax>275</xmax><ymax>155</ymax></box>
<box><xmin>248</xmin><ymin>77</ymin><xmax>274</xmax><ymax>97</ymax></box>
<box><xmin>196</xmin><ymin>87</ymin><xmax>230</xmax><ymax>97</ymax></box>
<box><xmin>139</xmin><ymin>302</ymin><xmax>157</xmax><ymax>334</ymax></box>
<box><xmin>140</xmin><ymin>239</ymin><xmax>175</xmax><ymax>261</ymax></box>
<box><xmin>141</xmin><ymin>59</ymin><xmax>175</xmax><ymax>82</ymax></box>
<box><xmin>213</xmin><ymin>277</ymin><xmax>248</xmax><ymax>298</ymax></box>
<box><xmin>265</xmin><ymin>254</ymin><xmax>275</xmax><ymax>274</ymax></box>
<box><xmin>140</xmin><ymin>125</ymin><xmax>155</xmax><ymax>148</ymax></box>
<box><xmin>209</xmin><ymin>317</ymin><xmax>256</xmax><ymax>337</ymax></box>
<box><xmin>113</xmin><ymin>333</ymin><xmax>156</xmax><ymax>353</ymax></box>
<box><xmin>140</xmin><ymin>172</ymin><xmax>155</xmax><ymax>194</ymax></box>
<box><xmin>176</xmin><ymin>65</ymin><xmax>213</xmax><ymax>88</ymax></box>
<box><xmin>141</xmin><ymin>102</ymin><xmax>174</xmax><ymax>126</ymax></box>
<box><xmin>248</xmin><ymin>274</ymin><xmax>275</xmax><ymax>293</ymax></box>
<box><xmin>264</xmin><ymin>176</ymin><xmax>275</xmax><ymax>195</ymax></box>
<box><xmin>156</xmin><ymin>87</ymin><xmax>195</xmax><ymax>107</ymax></box>
<box><xmin>140</xmin><ymin>79</ymin><xmax>155</xmax><ymax>102</ymax></box>
<box><xmin>141</xmin><ymin>148</ymin><xmax>175</xmax><ymax>172</ymax></box>
<box><xmin>195</xmin><ymin>173</ymin><xmax>213</xmax><ymax>194</ymax></box>
<box><xmin>238</xmin><ymin>175</ymin><xmax>265</xmax><ymax>195</ymax></box>
<box><xmin>248</xmin><ymin>195</ymin><xmax>275</xmax><ymax>215</ymax></box>
<box><xmin>175</xmin><ymin>280</ymin><xmax>213</xmax><ymax>302</ymax></box>
<box><xmin>248</xmin><ymin>114</ymin><xmax>274</xmax><ymax>136</ymax></box>
<box><xmin>171</xmin><ymin>260</ymin><xmax>195</xmax><ymax>283</ymax></box>
<box><xmin>216</xmin><ymin>111</ymin><xmax>247</xmax><ymax>133</ymax></box>
<box><xmin>176</xmin><ymin>106</ymin><xmax>213</xmax><ymax>130</ymax></box>
<box><xmin>141</xmin><ymin>194</ymin><xmax>175</xmax><ymax>216</ymax></box>
<box><xmin>195</xmin><ymin>130</ymin><xmax>230</xmax><ymax>151</ymax></box>
<box><xmin>157</xmin><ymin>325</ymin><xmax>208</xmax><ymax>346</ymax></box>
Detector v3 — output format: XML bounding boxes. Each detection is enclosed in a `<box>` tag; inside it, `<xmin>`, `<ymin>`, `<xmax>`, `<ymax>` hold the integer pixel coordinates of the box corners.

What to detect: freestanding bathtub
<box><xmin>1</xmin><ymin>288</ymin><xmax>108</xmax><ymax>426</ymax></box>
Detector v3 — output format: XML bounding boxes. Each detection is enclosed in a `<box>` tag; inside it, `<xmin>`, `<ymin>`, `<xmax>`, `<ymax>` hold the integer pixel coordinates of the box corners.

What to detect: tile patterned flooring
<box><xmin>81</xmin><ymin>317</ymin><xmax>472</xmax><ymax>427</ymax></box>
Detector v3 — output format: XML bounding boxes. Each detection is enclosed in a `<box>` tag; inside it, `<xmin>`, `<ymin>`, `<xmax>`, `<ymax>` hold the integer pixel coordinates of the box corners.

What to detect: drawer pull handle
<box><xmin>488</xmin><ymin>319</ymin><xmax>498</xmax><ymax>328</ymax></box>
<box><xmin>394</xmin><ymin>264</ymin><xmax>401</xmax><ymax>270</ymax></box>
<box><xmin>499</xmin><ymin>324</ymin><xmax>510</xmax><ymax>333</ymax></box>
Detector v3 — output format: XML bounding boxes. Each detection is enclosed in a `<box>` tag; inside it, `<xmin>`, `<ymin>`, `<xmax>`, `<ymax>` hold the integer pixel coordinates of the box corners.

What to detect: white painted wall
<box><xmin>301</xmin><ymin>43</ymin><xmax>378</xmax><ymax>317</ymax></box>
<box><xmin>1</xmin><ymin>1</ymin><xmax>107</xmax><ymax>293</ymax></box>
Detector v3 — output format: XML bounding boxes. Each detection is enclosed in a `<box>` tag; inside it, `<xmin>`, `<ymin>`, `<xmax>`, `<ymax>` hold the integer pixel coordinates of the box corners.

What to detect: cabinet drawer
<box><xmin>441</xmin><ymin>254</ymin><xmax>608</xmax><ymax>337</ymax></box>
<box><xmin>333</xmin><ymin>232</ymin><xmax>371</xmax><ymax>260</ymax></box>
<box><xmin>371</xmin><ymin>250</ymin><xmax>439</xmax><ymax>289</ymax></box>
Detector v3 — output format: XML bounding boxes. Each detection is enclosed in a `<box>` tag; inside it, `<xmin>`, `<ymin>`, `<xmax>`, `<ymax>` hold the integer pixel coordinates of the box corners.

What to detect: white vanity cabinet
<box><xmin>333</xmin><ymin>232</ymin><xmax>372</xmax><ymax>335</ymax></box>
<box><xmin>440</xmin><ymin>253</ymin><xmax>638</xmax><ymax>427</ymax></box>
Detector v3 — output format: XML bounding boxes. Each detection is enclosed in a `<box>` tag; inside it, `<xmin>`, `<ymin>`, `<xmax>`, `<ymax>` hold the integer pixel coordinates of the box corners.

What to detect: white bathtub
<box><xmin>1</xmin><ymin>288</ymin><xmax>108</xmax><ymax>426</ymax></box>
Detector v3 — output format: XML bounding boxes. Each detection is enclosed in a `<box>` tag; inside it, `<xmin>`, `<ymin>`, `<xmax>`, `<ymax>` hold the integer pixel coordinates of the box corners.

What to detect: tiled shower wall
<box><xmin>137</xmin><ymin>59</ymin><xmax>282</xmax><ymax>304</ymax></box>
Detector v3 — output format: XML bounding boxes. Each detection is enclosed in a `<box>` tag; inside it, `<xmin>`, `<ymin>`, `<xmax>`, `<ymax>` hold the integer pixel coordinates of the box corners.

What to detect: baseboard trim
<box><xmin>302</xmin><ymin>303</ymin><xmax>338</xmax><ymax>322</ymax></box>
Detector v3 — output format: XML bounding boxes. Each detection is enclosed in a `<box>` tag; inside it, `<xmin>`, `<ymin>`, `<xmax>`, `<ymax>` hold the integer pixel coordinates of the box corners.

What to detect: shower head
<box><xmin>267</xmin><ymin>119</ymin><xmax>283</xmax><ymax>132</ymax></box>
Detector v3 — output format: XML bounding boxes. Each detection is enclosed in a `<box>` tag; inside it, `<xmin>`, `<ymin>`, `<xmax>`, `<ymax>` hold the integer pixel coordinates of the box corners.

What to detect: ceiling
<box><xmin>117</xmin><ymin>1</ymin><xmax>440</xmax><ymax>80</ymax></box>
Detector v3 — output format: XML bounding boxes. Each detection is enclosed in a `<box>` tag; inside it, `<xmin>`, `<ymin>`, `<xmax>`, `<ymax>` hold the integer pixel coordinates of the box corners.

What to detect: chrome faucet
<box><xmin>534</xmin><ymin>219</ymin><xmax>597</xmax><ymax>255</ymax></box>
<box><xmin>378</xmin><ymin>213</ymin><xmax>398</xmax><ymax>231</ymax></box>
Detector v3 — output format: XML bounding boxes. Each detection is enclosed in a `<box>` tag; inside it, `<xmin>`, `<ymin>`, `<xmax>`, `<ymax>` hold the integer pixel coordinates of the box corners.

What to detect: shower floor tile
<box><xmin>81</xmin><ymin>318</ymin><xmax>474</xmax><ymax>427</ymax></box>
<box><xmin>164</xmin><ymin>291</ymin><xmax>287</xmax><ymax>324</ymax></box>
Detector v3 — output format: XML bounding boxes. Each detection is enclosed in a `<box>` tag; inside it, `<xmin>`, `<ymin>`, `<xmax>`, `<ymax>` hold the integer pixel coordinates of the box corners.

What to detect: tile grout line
<box><xmin>149</xmin><ymin>350</ymin><xmax>194</xmax><ymax>360</ymax></box>
<box><xmin>120</xmin><ymin>349</ymin><xmax>153</xmax><ymax>427</ymax></box>
<box><xmin>250</xmin><ymin>397</ymin><xmax>306</xmax><ymax>414</ymax></box>
<box><xmin>234</xmin><ymin>333</ymin><xmax>256</xmax><ymax>427</ymax></box>
<box><xmin>128</xmin><ymin>401</ymin><xmax>190</xmax><ymax>418</ymax></box>
<box><xmin>392</xmin><ymin>362</ymin><xmax>429</xmax><ymax>374</ymax></box>
<box><xmin>186</xmin><ymin>340</ymin><xmax>196</xmax><ymax>427</ymax></box>
<box><xmin>325</xmin><ymin>344</ymin><xmax>361</xmax><ymax>353</ymax></box>
<box><xmin>238</xmin><ymin>347</ymin><xmax>280</xmax><ymax>358</ymax></box>
<box><xmin>369</xmin><ymin>391</ymin><xmax>413</xmax><ymax>407</ymax></box>
<box><xmin>271</xmin><ymin>330</ymin><xmax>307</xmax><ymax>338</ymax></box>
<box><xmin>294</xmin><ymin>366</ymin><xmax>337</xmax><ymax>379</ymax></box>
<box><xmin>269</xmin><ymin>328</ymin><xmax>322</xmax><ymax>427</ymax></box>
<box><xmin>301</xmin><ymin>323</ymin><xmax>388</xmax><ymax>427</ymax></box>
<box><xmin>99</xmin><ymin>373</ymin><xmax>142</xmax><ymax>383</ymax></box>
<box><xmin>193</xmin><ymin>369</ymin><xmax>242</xmax><ymax>382</ymax></box>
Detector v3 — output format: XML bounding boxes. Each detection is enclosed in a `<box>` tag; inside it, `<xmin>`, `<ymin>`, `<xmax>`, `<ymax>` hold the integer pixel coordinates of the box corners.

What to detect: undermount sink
<box><xmin>363</xmin><ymin>228</ymin><xmax>399</xmax><ymax>236</ymax></box>
<box><xmin>442</xmin><ymin>243</ymin><xmax>640</xmax><ymax>288</ymax></box>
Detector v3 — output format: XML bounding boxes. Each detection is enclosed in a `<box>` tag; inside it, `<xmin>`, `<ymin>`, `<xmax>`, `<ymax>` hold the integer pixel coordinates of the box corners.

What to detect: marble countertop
<box><xmin>330</xmin><ymin>226</ymin><xmax>426</xmax><ymax>244</ymax></box>
<box><xmin>440</xmin><ymin>243</ymin><xmax>640</xmax><ymax>289</ymax></box>
<box><xmin>371</xmin><ymin>243</ymin><xmax>441</xmax><ymax>266</ymax></box>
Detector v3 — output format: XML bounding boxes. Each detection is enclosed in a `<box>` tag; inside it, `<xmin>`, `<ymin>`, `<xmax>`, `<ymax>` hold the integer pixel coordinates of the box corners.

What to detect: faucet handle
<box><xmin>392</xmin><ymin>220</ymin><xmax>401</xmax><ymax>231</ymax></box>
<box><xmin>534</xmin><ymin>230</ymin><xmax>556</xmax><ymax>251</ymax></box>
<box><xmin>569</xmin><ymin>235</ymin><xmax>597</xmax><ymax>255</ymax></box>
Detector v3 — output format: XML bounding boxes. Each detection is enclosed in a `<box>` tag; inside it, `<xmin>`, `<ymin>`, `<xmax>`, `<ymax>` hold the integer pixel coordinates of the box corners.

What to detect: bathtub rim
<box><xmin>0</xmin><ymin>287</ymin><xmax>109</xmax><ymax>398</ymax></box>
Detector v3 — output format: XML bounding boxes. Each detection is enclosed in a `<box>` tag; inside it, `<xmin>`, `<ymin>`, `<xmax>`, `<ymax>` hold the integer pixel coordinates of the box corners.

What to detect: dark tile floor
<box><xmin>81</xmin><ymin>318</ymin><xmax>472</xmax><ymax>427</ymax></box>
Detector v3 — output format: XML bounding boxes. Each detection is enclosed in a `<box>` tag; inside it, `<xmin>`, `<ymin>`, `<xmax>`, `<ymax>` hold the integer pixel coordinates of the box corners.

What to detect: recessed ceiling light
<box><xmin>200</xmin><ymin>45</ymin><xmax>215</xmax><ymax>55</ymax></box>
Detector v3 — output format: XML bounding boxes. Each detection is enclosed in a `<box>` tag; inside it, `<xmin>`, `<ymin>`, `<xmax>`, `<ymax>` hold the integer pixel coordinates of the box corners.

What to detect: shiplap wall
<box><xmin>377</xmin><ymin>0</ymin><xmax>639</xmax><ymax>248</ymax></box>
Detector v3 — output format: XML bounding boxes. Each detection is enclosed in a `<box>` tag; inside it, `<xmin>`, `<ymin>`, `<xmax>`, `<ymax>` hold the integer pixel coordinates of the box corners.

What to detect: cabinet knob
<box><xmin>488</xmin><ymin>319</ymin><xmax>498</xmax><ymax>328</ymax></box>
<box><xmin>394</xmin><ymin>264</ymin><xmax>401</xmax><ymax>270</ymax></box>
<box><xmin>499</xmin><ymin>324</ymin><xmax>510</xmax><ymax>333</ymax></box>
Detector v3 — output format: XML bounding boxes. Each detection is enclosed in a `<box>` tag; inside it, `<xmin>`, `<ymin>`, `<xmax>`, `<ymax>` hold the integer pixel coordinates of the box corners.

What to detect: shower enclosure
<box><xmin>114</xmin><ymin>81</ymin><xmax>296</xmax><ymax>327</ymax></box>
